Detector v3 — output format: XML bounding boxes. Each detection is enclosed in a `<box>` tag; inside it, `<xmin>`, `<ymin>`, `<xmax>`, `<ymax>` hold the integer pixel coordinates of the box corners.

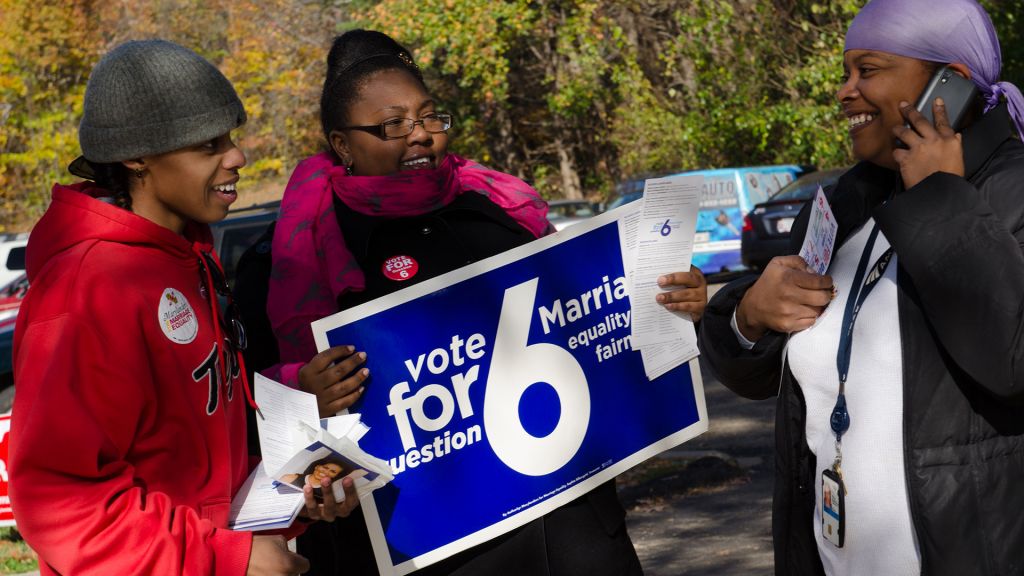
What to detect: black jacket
<box><xmin>281</xmin><ymin>191</ymin><xmax>642</xmax><ymax>576</ymax></box>
<box><xmin>699</xmin><ymin>103</ymin><xmax>1024</xmax><ymax>576</ymax></box>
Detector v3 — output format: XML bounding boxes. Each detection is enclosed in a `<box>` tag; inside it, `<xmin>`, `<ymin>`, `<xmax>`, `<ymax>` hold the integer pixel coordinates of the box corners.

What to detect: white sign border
<box><xmin>311</xmin><ymin>202</ymin><xmax>707</xmax><ymax>575</ymax></box>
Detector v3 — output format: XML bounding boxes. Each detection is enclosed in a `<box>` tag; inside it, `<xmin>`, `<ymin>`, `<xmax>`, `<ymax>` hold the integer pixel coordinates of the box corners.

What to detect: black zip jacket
<box><xmin>699</xmin><ymin>103</ymin><xmax>1024</xmax><ymax>575</ymax></box>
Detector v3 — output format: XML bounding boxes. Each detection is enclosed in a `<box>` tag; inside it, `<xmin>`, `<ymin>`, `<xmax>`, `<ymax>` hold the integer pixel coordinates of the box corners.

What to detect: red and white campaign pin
<box><xmin>382</xmin><ymin>255</ymin><xmax>419</xmax><ymax>282</ymax></box>
<box><xmin>158</xmin><ymin>287</ymin><xmax>198</xmax><ymax>344</ymax></box>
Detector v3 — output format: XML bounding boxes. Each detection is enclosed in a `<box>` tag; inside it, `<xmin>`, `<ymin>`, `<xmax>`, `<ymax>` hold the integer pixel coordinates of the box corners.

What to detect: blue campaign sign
<box><xmin>311</xmin><ymin>206</ymin><xmax>707</xmax><ymax>575</ymax></box>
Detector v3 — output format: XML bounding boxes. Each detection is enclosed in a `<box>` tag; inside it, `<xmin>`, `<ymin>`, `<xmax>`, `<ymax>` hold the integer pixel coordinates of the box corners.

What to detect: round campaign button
<box><xmin>382</xmin><ymin>255</ymin><xmax>419</xmax><ymax>281</ymax></box>
<box><xmin>158</xmin><ymin>287</ymin><xmax>198</xmax><ymax>344</ymax></box>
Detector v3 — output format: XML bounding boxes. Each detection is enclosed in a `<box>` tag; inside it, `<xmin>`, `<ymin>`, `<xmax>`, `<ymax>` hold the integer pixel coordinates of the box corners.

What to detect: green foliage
<box><xmin>2</xmin><ymin>0</ymin><xmax>1023</xmax><ymax>230</ymax></box>
<box><xmin>980</xmin><ymin>0</ymin><xmax>1024</xmax><ymax>87</ymax></box>
<box><xmin>0</xmin><ymin>528</ymin><xmax>37</xmax><ymax>573</ymax></box>
<box><xmin>361</xmin><ymin>0</ymin><xmax>867</xmax><ymax>199</ymax></box>
<box><xmin>0</xmin><ymin>0</ymin><xmax>95</xmax><ymax>231</ymax></box>
<box><xmin>0</xmin><ymin>0</ymin><xmax>347</xmax><ymax>231</ymax></box>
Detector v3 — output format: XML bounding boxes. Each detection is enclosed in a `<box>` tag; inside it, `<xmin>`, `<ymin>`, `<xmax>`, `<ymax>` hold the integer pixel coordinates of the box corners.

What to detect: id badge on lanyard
<box><xmin>824</xmin><ymin>222</ymin><xmax>894</xmax><ymax>548</ymax></box>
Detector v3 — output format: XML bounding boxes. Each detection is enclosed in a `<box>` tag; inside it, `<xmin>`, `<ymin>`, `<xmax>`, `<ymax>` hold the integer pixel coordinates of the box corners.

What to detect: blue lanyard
<box><xmin>830</xmin><ymin>223</ymin><xmax>895</xmax><ymax>441</ymax></box>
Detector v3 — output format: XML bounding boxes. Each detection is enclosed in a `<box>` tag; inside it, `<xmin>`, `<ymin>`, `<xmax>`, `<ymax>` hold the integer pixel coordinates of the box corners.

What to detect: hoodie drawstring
<box><xmin>192</xmin><ymin>243</ymin><xmax>260</xmax><ymax>414</ymax></box>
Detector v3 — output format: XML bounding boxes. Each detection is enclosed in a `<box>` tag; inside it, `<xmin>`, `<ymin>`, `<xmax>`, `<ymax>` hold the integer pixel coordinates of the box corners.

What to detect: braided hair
<box><xmin>89</xmin><ymin>161</ymin><xmax>135</xmax><ymax>210</ymax></box>
<box><xmin>319</xmin><ymin>30</ymin><xmax>425</xmax><ymax>152</ymax></box>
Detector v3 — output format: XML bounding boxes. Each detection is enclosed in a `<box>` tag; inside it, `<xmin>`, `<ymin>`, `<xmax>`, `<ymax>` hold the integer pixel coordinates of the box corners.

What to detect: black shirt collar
<box><xmin>961</xmin><ymin>101</ymin><xmax>1013</xmax><ymax>179</ymax></box>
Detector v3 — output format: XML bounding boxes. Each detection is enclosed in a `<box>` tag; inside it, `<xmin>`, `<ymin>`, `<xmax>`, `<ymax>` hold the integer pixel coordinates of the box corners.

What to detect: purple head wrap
<box><xmin>845</xmin><ymin>0</ymin><xmax>1024</xmax><ymax>140</ymax></box>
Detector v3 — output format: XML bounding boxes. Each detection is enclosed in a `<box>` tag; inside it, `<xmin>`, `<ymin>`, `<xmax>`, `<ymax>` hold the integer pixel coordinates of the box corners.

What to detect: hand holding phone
<box><xmin>892</xmin><ymin>66</ymin><xmax>977</xmax><ymax>188</ymax></box>
<box><xmin>912</xmin><ymin>66</ymin><xmax>978</xmax><ymax>131</ymax></box>
<box><xmin>896</xmin><ymin>66</ymin><xmax>977</xmax><ymax>150</ymax></box>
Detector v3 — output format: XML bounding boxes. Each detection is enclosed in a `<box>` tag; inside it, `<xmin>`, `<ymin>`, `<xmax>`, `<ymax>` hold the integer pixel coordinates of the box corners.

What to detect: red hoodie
<box><xmin>10</xmin><ymin>184</ymin><xmax>253</xmax><ymax>574</ymax></box>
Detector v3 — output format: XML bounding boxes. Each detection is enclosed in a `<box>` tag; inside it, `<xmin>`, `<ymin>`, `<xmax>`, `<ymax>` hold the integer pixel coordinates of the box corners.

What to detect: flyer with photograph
<box><xmin>227</xmin><ymin>375</ymin><xmax>393</xmax><ymax>531</ymax></box>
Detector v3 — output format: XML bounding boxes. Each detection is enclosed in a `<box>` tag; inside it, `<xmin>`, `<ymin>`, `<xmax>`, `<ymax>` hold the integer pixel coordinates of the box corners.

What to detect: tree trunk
<box><xmin>555</xmin><ymin>137</ymin><xmax>583</xmax><ymax>200</ymax></box>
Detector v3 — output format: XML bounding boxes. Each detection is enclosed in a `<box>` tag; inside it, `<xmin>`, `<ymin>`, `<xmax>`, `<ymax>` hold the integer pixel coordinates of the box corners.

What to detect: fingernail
<box><xmin>899</xmin><ymin>100</ymin><xmax>910</xmax><ymax>108</ymax></box>
<box><xmin>358</xmin><ymin>386</ymin><xmax>366</xmax><ymax>394</ymax></box>
<box><xmin>935</xmin><ymin>97</ymin><xmax>945</xmax><ymax>106</ymax></box>
<box><xmin>657</xmin><ymin>275</ymin><xmax>668</xmax><ymax>286</ymax></box>
<box><xmin>831</xmin><ymin>286</ymin><xmax>838</xmax><ymax>300</ymax></box>
<box><xmin>345</xmin><ymin>345</ymin><xmax>355</xmax><ymax>353</ymax></box>
<box><xmin>358</xmin><ymin>351</ymin><xmax>366</xmax><ymax>360</ymax></box>
<box><xmin>656</xmin><ymin>294</ymin><xmax>666</xmax><ymax>303</ymax></box>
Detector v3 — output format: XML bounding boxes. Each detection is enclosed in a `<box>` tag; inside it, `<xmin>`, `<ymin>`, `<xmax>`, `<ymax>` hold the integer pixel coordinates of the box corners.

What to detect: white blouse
<box><xmin>788</xmin><ymin>219</ymin><xmax>920</xmax><ymax>575</ymax></box>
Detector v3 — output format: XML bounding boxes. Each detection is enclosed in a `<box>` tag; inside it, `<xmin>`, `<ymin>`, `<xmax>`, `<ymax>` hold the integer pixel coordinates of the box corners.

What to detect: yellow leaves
<box><xmin>248</xmin><ymin>157</ymin><xmax>286</xmax><ymax>177</ymax></box>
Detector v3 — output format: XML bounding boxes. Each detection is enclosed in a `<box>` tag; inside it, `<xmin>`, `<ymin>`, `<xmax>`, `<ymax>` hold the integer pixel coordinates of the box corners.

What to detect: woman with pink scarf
<box><xmin>263</xmin><ymin>29</ymin><xmax>707</xmax><ymax>576</ymax></box>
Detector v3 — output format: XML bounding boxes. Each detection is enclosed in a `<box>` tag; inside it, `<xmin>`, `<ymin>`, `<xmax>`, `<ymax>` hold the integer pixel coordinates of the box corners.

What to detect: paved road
<box><xmin>624</xmin><ymin>360</ymin><xmax>777</xmax><ymax>576</ymax></box>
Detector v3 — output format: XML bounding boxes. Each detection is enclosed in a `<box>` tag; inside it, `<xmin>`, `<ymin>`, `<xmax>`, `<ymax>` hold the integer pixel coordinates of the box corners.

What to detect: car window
<box><xmin>768</xmin><ymin>169</ymin><xmax>846</xmax><ymax>203</ymax></box>
<box><xmin>770</xmin><ymin>182</ymin><xmax>821</xmax><ymax>202</ymax></box>
<box><xmin>607</xmin><ymin>192</ymin><xmax>643</xmax><ymax>210</ymax></box>
<box><xmin>218</xmin><ymin>223</ymin><xmax>273</xmax><ymax>287</ymax></box>
<box><xmin>548</xmin><ymin>202</ymin><xmax>595</xmax><ymax>219</ymax></box>
<box><xmin>5</xmin><ymin>247</ymin><xmax>25</xmax><ymax>271</ymax></box>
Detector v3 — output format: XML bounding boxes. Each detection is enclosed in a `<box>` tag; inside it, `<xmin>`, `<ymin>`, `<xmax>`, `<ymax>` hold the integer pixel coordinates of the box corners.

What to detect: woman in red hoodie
<box><xmin>9</xmin><ymin>39</ymin><xmax>356</xmax><ymax>575</ymax></box>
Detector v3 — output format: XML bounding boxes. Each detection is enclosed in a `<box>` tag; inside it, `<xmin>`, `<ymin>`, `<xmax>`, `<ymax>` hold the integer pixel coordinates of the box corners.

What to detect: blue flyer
<box><xmin>311</xmin><ymin>206</ymin><xmax>707</xmax><ymax>575</ymax></box>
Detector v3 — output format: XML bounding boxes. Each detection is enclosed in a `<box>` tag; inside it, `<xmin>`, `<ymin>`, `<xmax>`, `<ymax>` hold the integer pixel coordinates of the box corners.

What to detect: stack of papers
<box><xmin>228</xmin><ymin>374</ymin><xmax>393</xmax><ymax>531</ymax></box>
<box><xmin>618</xmin><ymin>175</ymin><xmax>702</xmax><ymax>379</ymax></box>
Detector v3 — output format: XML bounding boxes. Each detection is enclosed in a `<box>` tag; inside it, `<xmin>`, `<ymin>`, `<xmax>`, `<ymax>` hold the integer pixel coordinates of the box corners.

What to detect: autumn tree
<box><xmin>0</xmin><ymin>0</ymin><xmax>98</xmax><ymax>231</ymax></box>
<box><xmin>2</xmin><ymin>0</ymin><xmax>1023</xmax><ymax>231</ymax></box>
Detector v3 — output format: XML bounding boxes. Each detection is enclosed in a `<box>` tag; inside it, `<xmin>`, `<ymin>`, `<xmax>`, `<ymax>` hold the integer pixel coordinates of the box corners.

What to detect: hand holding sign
<box><xmin>310</xmin><ymin>210</ymin><xmax>709</xmax><ymax>575</ymax></box>
<box><xmin>299</xmin><ymin>345</ymin><xmax>369</xmax><ymax>417</ymax></box>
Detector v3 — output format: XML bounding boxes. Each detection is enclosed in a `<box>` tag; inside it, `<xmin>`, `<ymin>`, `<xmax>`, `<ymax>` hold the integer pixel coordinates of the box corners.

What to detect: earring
<box><xmin>342</xmin><ymin>159</ymin><xmax>354</xmax><ymax>176</ymax></box>
<box><xmin>133</xmin><ymin>168</ymin><xmax>145</xmax><ymax>179</ymax></box>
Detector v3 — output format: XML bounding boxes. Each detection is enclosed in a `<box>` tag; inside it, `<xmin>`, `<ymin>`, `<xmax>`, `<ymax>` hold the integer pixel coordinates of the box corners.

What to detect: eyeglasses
<box><xmin>341</xmin><ymin>113</ymin><xmax>453</xmax><ymax>140</ymax></box>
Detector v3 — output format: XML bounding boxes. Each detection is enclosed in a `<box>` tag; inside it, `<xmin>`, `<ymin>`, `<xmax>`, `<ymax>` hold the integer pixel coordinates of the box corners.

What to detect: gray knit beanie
<box><xmin>77</xmin><ymin>39</ymin><xmax>246</xmax><ymax>164</ymax></box>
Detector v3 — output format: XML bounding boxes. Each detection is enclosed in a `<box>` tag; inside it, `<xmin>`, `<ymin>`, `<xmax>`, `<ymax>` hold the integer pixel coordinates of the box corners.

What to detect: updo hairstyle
<box><xmin>320</xmin><ymin>29</ymin><xmax>425</xmax><ymax>149</ymax></box>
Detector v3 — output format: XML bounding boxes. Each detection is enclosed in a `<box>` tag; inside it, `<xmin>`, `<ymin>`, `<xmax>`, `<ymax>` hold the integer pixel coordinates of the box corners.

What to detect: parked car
<box><xmin>607</xmin><ymin>165</ymin><xmax>814</xmax><ymax>277</ymax></box>
<box><xmin>740</xmin><ymin>167</ymin><xmax>847</xmax><ymax>271</ymax></box>
<box><xmin>210</xmin><ymin>200</ymin><xmax>280</xmax><ymax>288</ymax></box>
<box><xmin>0</xmin><ymin>232</ymin><xmax>28</xmax><ymax>288</ymax></box>
<box><xmin>546</xmin><ymin>199</ymin><xmax>599</xmax><ymax>231</ymax></box>
<box><xmin>0</xmin><ymin>274</ymin><xmax>28</xmax><ymax>412</ymax></box>
<box><xmin>0</xmin><ymin>273</ymin><xmax>28</xmax><ymax>324</ymax></box>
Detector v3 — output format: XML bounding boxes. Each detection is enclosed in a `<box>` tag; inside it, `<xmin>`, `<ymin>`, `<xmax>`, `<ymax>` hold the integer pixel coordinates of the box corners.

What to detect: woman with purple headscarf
<box><xmin>699</xmin><ymin>1</ymin><xmax>1024</xmax><ymax>574</ymax></box>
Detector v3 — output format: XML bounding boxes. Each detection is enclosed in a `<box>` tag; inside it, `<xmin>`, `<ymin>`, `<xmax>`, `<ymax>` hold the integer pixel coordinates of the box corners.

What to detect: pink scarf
<box><xmin>265</xmin><ymin>152</ymin><xmax>551</xmax><ymax>386</ymax></box>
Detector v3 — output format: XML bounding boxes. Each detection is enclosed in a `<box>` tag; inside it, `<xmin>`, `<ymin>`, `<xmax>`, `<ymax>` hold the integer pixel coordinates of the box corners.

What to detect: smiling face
<box><xmin>312</xmin><ymin>462</ymin><xmax>344</xmax><ymax>483</ymax></box>
<box><xmin>127</xmin><ymin>133</ymin><xmax>246</xmax><ymax>234</ymax></box>
<box><xmin>329</xmin><ymin>68</ymin><xmax>449</xmax><ymax>177</ymax></box>
<box><xmin>837</xmin><ymin>50</ymin><xmax>934</xmax><ymax>170</ymax></box>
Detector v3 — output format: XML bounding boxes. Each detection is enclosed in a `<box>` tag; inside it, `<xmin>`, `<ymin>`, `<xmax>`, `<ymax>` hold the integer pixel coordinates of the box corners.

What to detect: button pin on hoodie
<box><xmin>159</xmin><ymin>287</ymin><xmax>198</xmax><ymax>344</ymax></box>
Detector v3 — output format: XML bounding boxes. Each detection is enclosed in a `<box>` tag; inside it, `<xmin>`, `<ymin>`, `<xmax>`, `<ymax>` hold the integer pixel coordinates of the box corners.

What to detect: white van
<box><xmin>0</xmin><ymin>233</ymin><xmax>28</xmax><ymax>288</ymax></box>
